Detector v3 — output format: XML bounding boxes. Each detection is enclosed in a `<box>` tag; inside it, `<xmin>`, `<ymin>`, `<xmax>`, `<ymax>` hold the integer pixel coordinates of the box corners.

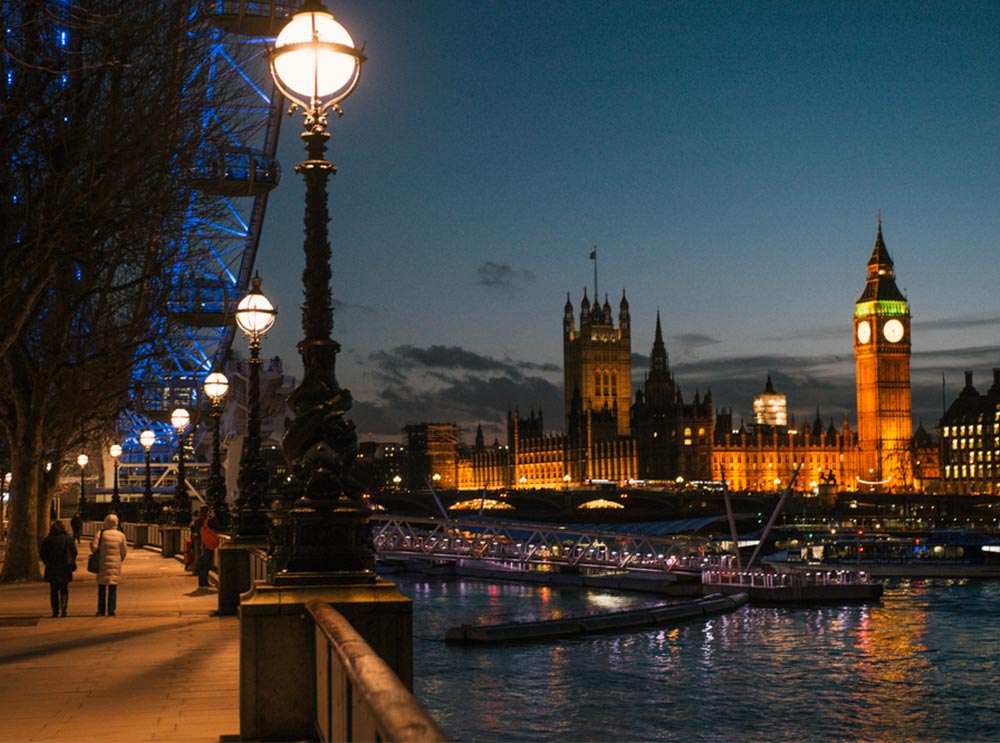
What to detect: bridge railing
<box><xmin>307</xmin><ymin>600</ymin><xmax>449</xmax><ymax>743</ymax></box>
<box><xmin>372</xmin><ymin>515</ymin><xmax>707</xmax><ymax>575</ymax></box>
<box><xmin>249</xmin><ymin>547</ymin><xmax>268</xmax><ymax>582</ymax></box>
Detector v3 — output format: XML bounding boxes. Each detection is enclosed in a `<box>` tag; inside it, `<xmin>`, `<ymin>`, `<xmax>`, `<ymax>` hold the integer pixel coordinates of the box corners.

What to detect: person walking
<box><xmin>40</xmin><ymin>520</ymin><xmax>77</xmax><ymax>617</ymax></box>
<box><xmin>70</xmin><ymin>512</ymin><xmax>83</xmax><ymax>544</ymax></box>
<box><xmin>90</xmin><ymin>513</ymin><xmax>127</xmax><ymax>616</ymax></box>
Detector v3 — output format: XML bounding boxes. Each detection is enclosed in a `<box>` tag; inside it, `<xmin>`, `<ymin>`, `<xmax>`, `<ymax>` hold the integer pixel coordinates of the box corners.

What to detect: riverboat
<box><xmin>763</xmin><ymin>529</ymin><xmax>1000</xmax><ymax>578</ymax></box>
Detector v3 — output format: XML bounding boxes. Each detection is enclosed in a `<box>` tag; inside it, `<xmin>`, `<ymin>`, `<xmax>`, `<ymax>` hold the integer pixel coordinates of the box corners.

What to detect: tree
<box><xmin>0</xmin><ymin>1</ymin><xmax>232</xmax><ymax>580</ymax></box>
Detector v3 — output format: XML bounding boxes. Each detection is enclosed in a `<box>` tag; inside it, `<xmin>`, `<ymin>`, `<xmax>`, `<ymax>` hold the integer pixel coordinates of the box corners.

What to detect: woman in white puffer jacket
<box><xmin>90</xmin><ymin>513</ymin><xmax>128</xmax><ymax>616</ymax></box>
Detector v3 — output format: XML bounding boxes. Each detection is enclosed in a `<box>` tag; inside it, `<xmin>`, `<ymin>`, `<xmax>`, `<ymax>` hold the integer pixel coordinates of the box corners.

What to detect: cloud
<box><xmin>476</xmin><ymin>261</ymin><xmax>535</xmax><ymax>290</ymax></box>
<box><xmin>351</xmin><ymin>336</ymin><xmax>999</xmax><ymax>441</ymax></box>
<box><xmin>331</xmin><ymin>296</ymin><xmax>375</xmax><ymax>315</ymax></box>
<box><xmin>353</xmin><ymin>344</ymin><xmax>562</xmax><ymax>439</ymax></box>
<box><xmin>916</xmin><ymin>314</ymin><xmax>1000</xmax><ymax>332</ymax></box>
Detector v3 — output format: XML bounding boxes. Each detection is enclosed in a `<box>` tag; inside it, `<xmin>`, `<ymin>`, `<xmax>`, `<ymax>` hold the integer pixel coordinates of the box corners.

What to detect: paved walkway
<box><xmin>0</xmin><ymin>541</ymin><xmax>239</xmax><ymax>742</ymax></box>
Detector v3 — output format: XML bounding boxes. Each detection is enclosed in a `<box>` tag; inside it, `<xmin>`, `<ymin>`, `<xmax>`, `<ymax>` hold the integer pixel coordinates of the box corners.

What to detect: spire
<box><xmin>859</xmin><ymin>216</ymin><xmax>906</xmax><ymax>303</ymax></box>
<box><xmin>590</xmin><ymin>245</ymin><xmax>598</xmax><ymax>301</ymax></box>
<box><xmin>649</xmin><ymin>309</ymin><xmax>669</xmax><ymax>376</ymax></box>
<box><xmin>868</xmin><ymin>215</ymin><xmax>894</xmax><ymax>274</ymax></box>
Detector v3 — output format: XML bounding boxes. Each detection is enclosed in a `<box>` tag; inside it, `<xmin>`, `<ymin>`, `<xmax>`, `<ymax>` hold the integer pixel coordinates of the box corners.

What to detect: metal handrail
<box><xmin>307</xmin><ymin>601</ymin><xmax>449</xmax><ymax>743</ymax></box>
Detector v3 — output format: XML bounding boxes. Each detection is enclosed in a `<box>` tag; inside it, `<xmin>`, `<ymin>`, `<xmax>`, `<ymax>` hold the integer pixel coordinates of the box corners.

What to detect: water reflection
<box><xmin>397</xmin><ymin>575</ymin><xmax>1000</xmax><ymax>742</ymax></box>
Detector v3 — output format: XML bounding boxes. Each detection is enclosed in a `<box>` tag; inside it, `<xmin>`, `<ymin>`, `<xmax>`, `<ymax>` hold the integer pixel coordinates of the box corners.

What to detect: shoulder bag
<box><xmin>66</xmin><ymin>537</ymin><xmax>77</xmax><ymax>572</ymax></box>
<box><xmin>87</xmin><ymin>530</ymin><xmax>103</xmax><ymax>573</ymax></box>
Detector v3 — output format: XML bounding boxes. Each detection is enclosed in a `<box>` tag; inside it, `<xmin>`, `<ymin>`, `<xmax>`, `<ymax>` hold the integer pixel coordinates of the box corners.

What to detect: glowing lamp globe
<box><xmin>204</xmin><ymin>372</ymin><xmax>230</xmax><ymax>403</ymax></box>
<box><xmin>170</xmin><ymin>407</ymin><xmax>190</xmax><ymax>432</ymax></box>
<box><xmin>109</xmin><ymin>444</ymin><xmax>122</xmax><ymax>459</ymax></box>
<box><xmin>77</xmin><ymin>454</ymin><xmax>89</xmax><ymax>468</ymax></box>
<box><xmin>139</xmin><ymin>430</ymin><xmax>156</xmax><ymax>450</ymax></box>
<box><xmin>272</xmin><ymin>4</ymin><xmax>362</xmax><ymax>103</ymax></box>
<box><xmin>235</xmin><ymin>275</ymin><xmax>276</xmax><ymax>337</ymax></box>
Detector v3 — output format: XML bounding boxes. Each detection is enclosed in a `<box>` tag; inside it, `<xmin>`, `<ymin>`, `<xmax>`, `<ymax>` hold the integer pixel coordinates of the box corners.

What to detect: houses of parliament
<box><xmin>437</xmin><ymin>222</ymin><xmax>943</xmax><ymax>494</ymax></box>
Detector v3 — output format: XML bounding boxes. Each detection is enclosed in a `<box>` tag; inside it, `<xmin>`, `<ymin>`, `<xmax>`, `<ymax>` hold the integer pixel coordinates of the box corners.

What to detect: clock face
<box><xmin>857</xmin><ymin>320</ymin><xmax>871</xmax><ymax>344</ymax></box>
<box><xmin>883</xmin><ymin>318</ymin><xmax>905</xmax><ymax>343</ymax></box>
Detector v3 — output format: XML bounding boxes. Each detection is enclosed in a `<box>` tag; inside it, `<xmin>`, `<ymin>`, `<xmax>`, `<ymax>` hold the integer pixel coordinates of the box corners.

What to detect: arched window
<box><xmin>594</xmin><ymin>370</ymin><xmax>602</xmax><ymax>396</ymax></box>
<box><xmin>610</xmin><ymin>372</ymin><xmax>617</xmax><ymax>396</ymax></box>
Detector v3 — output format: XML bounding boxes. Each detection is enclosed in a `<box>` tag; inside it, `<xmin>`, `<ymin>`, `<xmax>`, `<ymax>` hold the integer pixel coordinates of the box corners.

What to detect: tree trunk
<box><xmin>1</xmin><ymin>449</ymin><xmax>42</xmax><ymax>582</ymax></box>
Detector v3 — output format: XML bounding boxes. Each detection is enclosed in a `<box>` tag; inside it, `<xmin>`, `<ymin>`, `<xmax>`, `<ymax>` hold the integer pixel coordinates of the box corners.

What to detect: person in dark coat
<box><xmin>40</xmin><ymin>520</ymin><xmax>77</xmax><ymax>617</ymax></box>
<box><xmin>70</xmin><ymin>513</ymin><xmax>83</xmax><ymax>544</ymax></box>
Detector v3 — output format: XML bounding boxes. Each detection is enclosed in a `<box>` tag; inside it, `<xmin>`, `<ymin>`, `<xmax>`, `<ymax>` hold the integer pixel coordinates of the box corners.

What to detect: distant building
<box><xmin>403</xmin><ymin>423</ymin><xmax>459</xmax><ymax>490</ymax></box>
<box><xmin>445</xmin><ymin>222</ymin><xmax>938</xmax><ymax>494</ymax></box>
<box><xmin>939</xmin><ymin>369</ymin><xmax>1000</xmax><ymax>494</ymax></box>
<box><xmin>753</xmin><ymin>376</ymin><xmax>787</xmax><ymax>428</ymax></box>
<box><xmin>853</xmin><ymin>219</ymin><xmax>914</xmax><ymax>489</ymax></box>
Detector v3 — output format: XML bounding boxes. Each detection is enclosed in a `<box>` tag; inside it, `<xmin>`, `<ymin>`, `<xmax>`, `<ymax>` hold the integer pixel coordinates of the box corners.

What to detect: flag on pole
<box><xmin>589</xmin><ymin>248</ymin><xmax>597</xmax><ymax>260</ymax></box>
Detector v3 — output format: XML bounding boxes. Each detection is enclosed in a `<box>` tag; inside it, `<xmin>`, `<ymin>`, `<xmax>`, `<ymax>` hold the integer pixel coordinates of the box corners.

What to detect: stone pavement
<box><xmin>0</xmin><ymin>541</ymin><xmax>239</xmax><ymax>742</ymax></box>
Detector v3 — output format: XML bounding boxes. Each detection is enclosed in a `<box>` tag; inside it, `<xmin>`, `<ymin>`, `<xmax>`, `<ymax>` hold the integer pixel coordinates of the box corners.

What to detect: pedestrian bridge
<box><xmin>371</xmin><ymin>514</ymin><xmax>725</xmax><ymax>576</ymax></box>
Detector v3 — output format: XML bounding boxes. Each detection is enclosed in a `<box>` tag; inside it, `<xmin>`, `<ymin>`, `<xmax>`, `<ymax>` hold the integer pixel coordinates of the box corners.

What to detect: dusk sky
<box><xmin>254</xmin><ymin>0</ymin><xmax>1000</xmax><ymax>444</ymax></box>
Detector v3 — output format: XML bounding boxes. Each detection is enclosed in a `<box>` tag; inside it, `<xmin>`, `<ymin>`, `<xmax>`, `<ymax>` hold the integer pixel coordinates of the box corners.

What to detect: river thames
<box><xmin>394</xmin><ymin>575</ymin><xmax>1000</xmax><ymax>742</ymax></box>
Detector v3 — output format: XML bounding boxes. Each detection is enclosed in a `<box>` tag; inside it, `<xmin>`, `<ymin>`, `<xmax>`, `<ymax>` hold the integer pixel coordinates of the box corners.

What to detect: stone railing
<box><xmin>307</xmin><ymin>601</ymin><xmax>449</xmax><ymax>743</ymax></box>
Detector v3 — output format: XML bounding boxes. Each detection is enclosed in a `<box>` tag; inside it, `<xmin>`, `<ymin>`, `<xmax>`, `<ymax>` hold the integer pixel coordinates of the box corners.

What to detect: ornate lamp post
<box><xmin>267</xmin><ymin>1</ymin><xmax>370</xmax><ymax>581</ymax></box>
<box><xmin>170</xmin><ymin>407</ymin><xmax>192</xmax><ymax>525</ymax></box>
<box><xmin>76</xmin><ymin>454</ymin><xmax>89</xmax><ymax>520</ymax></box>
<box><xmin>109</xmin><ymin>443</ymin><xmax>122</xmax><ymax>517</ymax></box>
<box><xmin>233</xmin><ymin>276</ymin><xmax>276</xmax><ymax>539</ymax></box>
<box><xmin>139</xmin><ymin>429</ymin><xmax>157</xmax><ymax>522</ymax></box>
<box><xmin>204</xmin><ymin>371</ymin><xmax>231</xmax><ymax>531</ymax></box>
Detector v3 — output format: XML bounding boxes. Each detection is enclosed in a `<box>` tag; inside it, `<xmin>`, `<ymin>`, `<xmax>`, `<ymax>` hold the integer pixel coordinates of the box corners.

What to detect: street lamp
<box><xmin>204</xmin><ymin>371</ymin><xmax>231</xmax><ymax>531</ymax></box>
<box><xmin>267</xmin><ymin>2</ymin><xmax>371</xmax><ymax>581</ymax></box>
<box><xmin>233</xmin><ymin>275</ymin><xmax>276</xmax><ymax>540</ymax></box>
<box><xmin>76</xmin><ymin>454</ymin><xmax>89</xmax><ymax>520</ymax></box>
<box><xmin>139</xmin><ymin>429</ymin><xmax>157</xmax><ymax>523</ymax></box>
<box><xmin>170</xmin><ymin>407</ymin><xmax>191</xmax><ymax>526</ymax></box>
<box><xmin>109</xmin><ymin>443</ymin><xmax>122</xmax><ymax>517</ymax></box>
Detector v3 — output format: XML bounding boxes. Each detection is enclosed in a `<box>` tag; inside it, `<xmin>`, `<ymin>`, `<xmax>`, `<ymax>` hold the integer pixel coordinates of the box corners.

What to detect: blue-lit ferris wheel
<box><xmin>132</xmin><ymin>2</ymin><xmax>294</xmax><ymax>422</ymax></box>
<box><xmin>2</xmin><ymin>1</ymin><xmax>296</xmax><ymax>466</ymax></box>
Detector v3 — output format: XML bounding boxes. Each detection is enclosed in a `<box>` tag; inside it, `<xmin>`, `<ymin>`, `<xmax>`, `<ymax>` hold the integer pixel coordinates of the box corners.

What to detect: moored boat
<box><xmin>763</xmin><ymin>529</ymin><xmax>1000</xmax><ymax>578</ymax></box>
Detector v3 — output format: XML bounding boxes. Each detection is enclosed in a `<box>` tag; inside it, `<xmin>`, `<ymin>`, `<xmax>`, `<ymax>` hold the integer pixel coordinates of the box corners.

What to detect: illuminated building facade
<box><xmin>854</xmin><ymin>220</ymin><xmax>914</xmax><ymax>489</ymax></box>
<box><xmin>939</xmin><ymin>370</ymin><xmax>1000</xmax><ymax>494</ymax></box>
<box><xmin>713</xmin><ymin>408</ymin><xmax>860</xmax><ymax>492</ymax></box>
<box><xmin>563</xmin><ymin>289</ymin><xmax>632</xmax><ymax>437</ymax></box>
<box><xmin>449</xmin><ymin>223</ymin><xmax>935</xmax><ymax>495</ymax></box>
<box><xmin>753</xmin><ymin>376</ymin><xmax>787</xmax><ymax>427</ymax></box>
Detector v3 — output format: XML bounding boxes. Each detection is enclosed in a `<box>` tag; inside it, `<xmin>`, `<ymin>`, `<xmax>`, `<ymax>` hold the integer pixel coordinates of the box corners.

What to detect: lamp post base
<box><xmin>269</xmin><ymin>500</ymin><xmax>375</xmax><ymax>584</ymax></box>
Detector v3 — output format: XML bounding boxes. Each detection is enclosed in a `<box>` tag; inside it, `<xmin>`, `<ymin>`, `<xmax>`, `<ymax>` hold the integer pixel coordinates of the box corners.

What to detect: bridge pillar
<box><xmin>216</xmin><ymin>539</ymin><xmax>265</xmax><ymax>616</ymax></box>
<box><xmin>132</xmin><ymin>524</ymin><xmax>149</xmax><ymax>549</ymax></box>
<box><xmin>160</xmin><ymin>526</ymin><xmax>183</xmax><ymax>559</ymax></box>
<box><xmin>239</xmin><ymin>580</ymin><xmax>413</xmax><ymax>741</ymax></box>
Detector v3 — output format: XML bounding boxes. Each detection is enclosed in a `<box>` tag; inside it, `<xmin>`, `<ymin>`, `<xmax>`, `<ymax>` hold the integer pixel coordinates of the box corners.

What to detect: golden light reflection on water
<box><xmin>405</xmin><ymin>576</ymin><xmax>1000</xmax><ymax>741</ymax></box>
<box><xmin>849</xmin><ymin>586</ymin><xmax>935</xmax><ymax>740</ymax></box>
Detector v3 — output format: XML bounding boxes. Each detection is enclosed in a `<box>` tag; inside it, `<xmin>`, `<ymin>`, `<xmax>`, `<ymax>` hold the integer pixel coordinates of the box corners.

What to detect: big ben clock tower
<box><xmin>854</xmin><ymin>218</ymin><xmax>913</xmax><ymax>490</ymax></box>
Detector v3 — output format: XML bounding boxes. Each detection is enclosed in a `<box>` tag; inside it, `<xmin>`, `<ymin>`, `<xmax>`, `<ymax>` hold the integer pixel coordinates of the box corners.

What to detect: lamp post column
<box><xmin>109</xmin><ymin>444</ymin><xmax>122</xmax><ymax>517</ymax></box>
<box><xmin>76</xmin><ymin>455</ymin><xmax>88</xmax><ymax>521</ymax></box>
<box><xmin>204</xmin><ymin>372</ymin><xmax>230</xmax><ymax>531</ymax></box>
<box><xmin>170</xmin><ymin>408</ymin><xmax>191</xmax><ymax>526</ymax></box>
<box><xmin>234</xmin><ymin>276</ymin><xmax>275</xmax><ymax>540</ymax></box>
<box><xmin>239</xmin><ymin>10</ymin><xmax>413</xmax><ymax>742</ymax></box>
<box><xmin>140</xmin><ymin>430</ymin><xmax>157</xmax><ymax>523</ymax></box>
